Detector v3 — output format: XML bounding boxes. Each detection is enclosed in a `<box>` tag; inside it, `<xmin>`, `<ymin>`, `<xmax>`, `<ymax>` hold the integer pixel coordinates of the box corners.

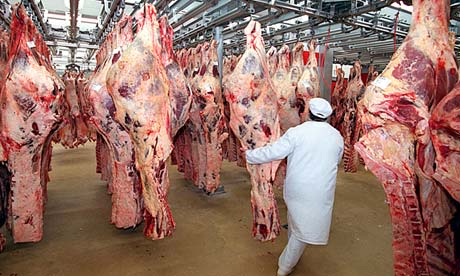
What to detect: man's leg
<box><xmin>277</xmin><ymin>234</ymin><xmax>307</xmax><ymax>276</ymax></box>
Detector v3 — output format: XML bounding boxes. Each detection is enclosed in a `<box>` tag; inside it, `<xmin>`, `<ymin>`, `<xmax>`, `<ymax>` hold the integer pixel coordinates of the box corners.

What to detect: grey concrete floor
<box><xmin>0</xmin><ymin>142</ymin><xmax>393</xmax><ymax>275</ymax></box>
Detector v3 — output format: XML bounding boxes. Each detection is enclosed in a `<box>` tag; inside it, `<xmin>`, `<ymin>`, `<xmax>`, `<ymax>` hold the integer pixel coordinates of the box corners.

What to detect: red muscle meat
<box><xmin>0</xmin><ymin>5</ymin><xmax>65</xmax><ymax>243</ymax></box>
<box><xmin>225</xmin><ymin>20</ymin><xmax>281</xmax><ymax>241</ymax></box>
<box><xmin>354</xmin><ymin>0</ymin><xmax>459</xmax><ymax>274</ymax></box>
<box><xmin>106</xmin><ymin>5</ymin><xmax>175</xmax><ymax>239</ymax></box>
<box><xmin>296</xmin><ymin>40</ymin><xmax>319</xmax><ymax>122</ymax></box>
<box><xmin>430</xmin><ymin>82</ymin><xmax>460</xmax><ymax>203</ymax></box>
<box><xmin>343</xmin><ymin>61</ymin><xmax>365</xmax><ymax>173</ymax></box>
<box><xmin>86</xmin><ymin>15</ymin><xmax>143</xmax><ymax>228</ymax></box>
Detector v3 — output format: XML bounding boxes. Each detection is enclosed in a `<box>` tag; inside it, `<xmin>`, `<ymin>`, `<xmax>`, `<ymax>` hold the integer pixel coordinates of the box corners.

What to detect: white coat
<box><xmin>246</xmin><ymin>121</ymin><xmax>344</xmax><ymax>245</ymax></box>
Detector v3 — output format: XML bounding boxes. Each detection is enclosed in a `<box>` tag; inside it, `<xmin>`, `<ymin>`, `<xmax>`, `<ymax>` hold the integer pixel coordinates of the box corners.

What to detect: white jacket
<box><xmin>246</xmin><ymin>121</ymin><xmax>344</xmax><ymax>244</ymax></box>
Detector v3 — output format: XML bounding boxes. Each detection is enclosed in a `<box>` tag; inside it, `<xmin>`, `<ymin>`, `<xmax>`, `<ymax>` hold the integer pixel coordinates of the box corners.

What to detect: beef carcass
<box><xmin>106</xmin><ymin>5</ymin><xmax>175</xmax><ymax>239</ymax></box>
<box><xmin>225</xmin><ymin>20</ymin><xmax>281</xmax><ymax>241</ymax></box>
<box><xmin>330</xmin><ymin>67</ymin><xmax>346</xmax><ymax>131</ymax></box>
<box><xmin>366</xmin><ymin>64</ymin><xmax>379</xmax><ymax>86</ymax></box>
<box><xmin>267</xmin><ymin>46</ymin><xmax>277</xmax><ymax>78</ymax></box>
<box><xmin>86</xmin><ymin>15</ymin><xmax>143</xmax><ymax>228</ymax></box>
<box><xmin>343</xmin><ymin>61</ymin><xmax>365</xmax><ymax>173</ymax></box>
<box><xmin>296</xmin><ymin>40</ymin><xmax>319</xmax><ymax>122</ymax></box>
<box><xmin>354</xmin><ymin>0</ymin><xmax>459</xmax><ymax>274</ymax></box>
<box><xmin>187</xmin><ymin>41</ymin><xmax>228</xmax><ymax>193</ymax></box>
<box><xmin>76</xmin><ymin>72</ymin><xmax>97</xmax><ymax>142</ymax></box>
<box><xmin>158</xmin><ymin>16</ymin><xmax>191</xmax><ymax>138</ymax></box>
<box><xmin>271</xmin><ymin>45</ymin><xmax>299</xmax><ymax>188</ymax></box>
<box><xmin>194</xmin><ymin>40</ymin><xmax>228</xmax><ymax>193</ymax></box>
<box><xmin>0</xmin><ymin>5</ymin><xmax>65</xmax><ymax>242</ymax></box>
<box><xmin>158</xmin><ymin>16</ymin><xmax>192</xmax><ymax>177</ymax></box>
<box><xmin>222</xmin><ymin>56</ymin><xmax>239</xmax><ymax>163</ymax></box>
<box><xmin>274</xmin><ymin>44</ymin><xmax>301</xmax><ymax>133</ymax></box>
<box><xmin>55</xmin><ymin>71</ymin><xmax>89</xmax><ymax>148</ymax></box>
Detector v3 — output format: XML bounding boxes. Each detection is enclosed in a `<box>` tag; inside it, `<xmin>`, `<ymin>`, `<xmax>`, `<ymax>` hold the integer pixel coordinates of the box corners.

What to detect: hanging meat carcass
<box><xmin>158</xmin><ymin>16</ymin><xmax>191</xmax><ymax>138</ymax></box>
<box><xmin>0</xmin><ymin>4</ymin><xmax>65</xmax><ymax>243</ymax></box>
<box><xmin>267</xmin><ymin>46</ymin><xmax>277</xmax><ymax>78</ymax></box>
<box><xmin>185</xmin><ymin>40</ymin><xmax>228</xmax><ymax>193</ymax></box>
<box><xmin>194</xmin><ymin>40</ymin><xmax>228</xmax><ymax>193</ymax></box>
<box><xmin>271</xmin><ymin>45</ymin><xmax>299</xmax><ymax>188</ymax></box>
<box><xmin>222</xmin><ymin>56</ymin><xmax>238</xmax><ymax>162</ymax></box>
<box><xmin>55</xmin><ymin>71</ymin><xmax>89</xmax><ymax>148</ymax></box>
<box><xmin>225</xmin><ymin>20</ymin><xmax>281</xmax><ymax>241</ymax></box>
<box><xmin>296</xmin><ymin>40</ymin><xmax>319</xmax><ymax>122</ymax></box>
<box><xmin>330</xmin><ymin>67</ymin><xmax>346</xmax><ymax>131</ymax></box>
<box><xmin>158</xmin><ymin>16</ymin><xmax>192</xmax><ymax>177</ymax></box>
<box><xmin>366</xmin><ymin>64</ymin><xmax>378</xmax><ymax>85</ymax></box>
<box><xmin>86</xmin><ymin>15</ymin><xmax>143</xmax><ymax>228</ymax></box>
<box><xmin>76</xmin><ymin>72</ymin><xmax>97</xmax><ymax>142</ymax></box>
<box><xmin>343</xmin><ymin>61</ymin><xmax>365</xmax><ymax>173</ymax></box>
<box><xmin>274</xmin><ymin>44</ymin><xmax>301</xmax><ymax>133</ymax></box>
<box><xmin>106</xmin><ymin>5</ymin><xmax>175</xmax><ymax>239</ymax></box>
<box><xmin>354</xmin><ymin>0</ymin><xmax>459</xmax><ymax>274</ymax></box>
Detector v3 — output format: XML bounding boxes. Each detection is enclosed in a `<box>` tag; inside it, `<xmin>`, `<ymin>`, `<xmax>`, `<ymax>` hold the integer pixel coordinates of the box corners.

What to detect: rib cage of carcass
<box><xmin>355</xmin><ymin>0</ymin><xmax>460</xmax><ymax>274</ymax></box>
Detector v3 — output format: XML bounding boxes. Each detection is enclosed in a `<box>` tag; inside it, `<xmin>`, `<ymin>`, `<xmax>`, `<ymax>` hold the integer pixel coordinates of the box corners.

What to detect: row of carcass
<box><xmin>330</xmin><ymin>61</ymin><xmax>378</xmax><ymax>173</ymax></box>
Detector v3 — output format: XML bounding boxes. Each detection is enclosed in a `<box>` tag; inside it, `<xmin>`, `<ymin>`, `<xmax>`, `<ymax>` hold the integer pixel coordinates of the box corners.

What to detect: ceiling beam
<box><xmin>46</xmin><ymin>41</ymin><xmax>99</xmax><ymax>50</ymax></box>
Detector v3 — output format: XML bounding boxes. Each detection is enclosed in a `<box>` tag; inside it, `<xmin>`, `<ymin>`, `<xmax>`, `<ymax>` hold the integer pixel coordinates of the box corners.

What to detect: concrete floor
<box><xmin>0</xmin><ymin>143</ymin><xmax>393</xmax><ymax>276</ymax></box>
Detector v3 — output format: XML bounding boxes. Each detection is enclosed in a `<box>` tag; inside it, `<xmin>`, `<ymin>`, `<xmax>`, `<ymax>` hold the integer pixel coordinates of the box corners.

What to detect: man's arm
<box><xmin>245</xmin><ymin>129</ymin><xmax>296</xmax><ymax>165</ymax></box>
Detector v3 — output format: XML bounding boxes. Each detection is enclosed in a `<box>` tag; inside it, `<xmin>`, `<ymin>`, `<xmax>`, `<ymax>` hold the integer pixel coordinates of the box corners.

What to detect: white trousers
<box><xmin>278</xmin><ymin>228</ymin><xmax>307</xmax><ymax>275</ymax></box>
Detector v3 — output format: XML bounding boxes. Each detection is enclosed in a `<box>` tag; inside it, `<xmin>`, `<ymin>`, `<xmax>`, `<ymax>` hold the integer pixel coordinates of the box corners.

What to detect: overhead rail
<box><xmin>69</xmin><ymin>0</ymin><xmax>79</xmax><ymax>41</ymax></box>
<box><xmin>96</xmin><ymin>0</ymin><xmax>125</xmax><ymax>43</ymax></box>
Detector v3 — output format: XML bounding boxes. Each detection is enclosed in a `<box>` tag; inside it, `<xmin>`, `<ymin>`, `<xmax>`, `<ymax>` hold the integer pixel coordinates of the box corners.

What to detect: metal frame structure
<box><xmin>0</xmin><ymin>0</ymin><xmax>459</xmax><ymax>73</ymax></box>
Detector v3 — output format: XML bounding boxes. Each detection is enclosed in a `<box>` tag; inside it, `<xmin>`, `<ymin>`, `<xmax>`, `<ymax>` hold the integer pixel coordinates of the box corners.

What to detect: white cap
<box><xmin>309</xmin><ymin>98</ymin><xmax>332</xmax><ymax>119</ymax></box>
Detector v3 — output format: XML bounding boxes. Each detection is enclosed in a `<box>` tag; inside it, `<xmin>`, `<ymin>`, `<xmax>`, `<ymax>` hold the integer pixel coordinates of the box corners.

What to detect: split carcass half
<box><xmin>0</xmin><ymin>4</ymin><xmax>65</xmax><ymax>243</ymax></box>
<box><xmin>343</xmin><ymin>61</ymin><xmax>365</xmax><ymax>173</ymax></box>
<box><xmin>158</xmin><ymin>16</ymin><xmax>192</xmax><ymax>138</ymax></box>
<box><xmin>55</xmin><ymin>71</ymin><xmax>89</xmax><ymax>148</ymax></box>
<box><xmin>158</xmin><ymin>16</ymin><xmax>192</xmax><ymax>182</ymax></box>
<box><xmin>330</xmin><ymin>67</ymin><xmax>346</xmax><ymax>131</ymax></box>
<box><xmin>296</xmin><ymin>40</ymin><xmax>319</xmax><ymax>122</ymax></box>
<box><xmin>354</xmin><ymin>0</ymin><xmax>459</xmax><ymax>274</ymax></box>
<box><xmin>274</xmin><ymin>44</ymin><xmax>300</xmax><ymax>133</ymax></box>
<box><xmin>86</xmin><ymin>15</ymin><xmax>143</xmax><ymax>228</ymax></box>
<box><xmin>267</xmin><ymin>46</ymin><xmax>277</xmax><ymax>78</ymax></box>
<box><xmin>106</xmin><ymin>5</ymin><xmax>175</xmax><ymax>239</ymax></box>
<box><xmin>225</xmin><ymin>20</ymin><xmax>281</xmax><ymax>242</ymax></box>
<box><xmin>272</xmin><ymin>44</ymin><xmax>299</xmax><ymax>188</ymax></box>
<box><xmin>193</xmin><ymin>40</ymin><xmax>228</xmax><ymax>194</ymax></box>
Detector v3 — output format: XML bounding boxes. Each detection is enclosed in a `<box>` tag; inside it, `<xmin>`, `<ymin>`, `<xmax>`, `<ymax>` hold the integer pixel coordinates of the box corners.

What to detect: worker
<box><xmin>243</xmin><ymin>97</ymin><xmax>344</xmax><ymax>276</ymax></box>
